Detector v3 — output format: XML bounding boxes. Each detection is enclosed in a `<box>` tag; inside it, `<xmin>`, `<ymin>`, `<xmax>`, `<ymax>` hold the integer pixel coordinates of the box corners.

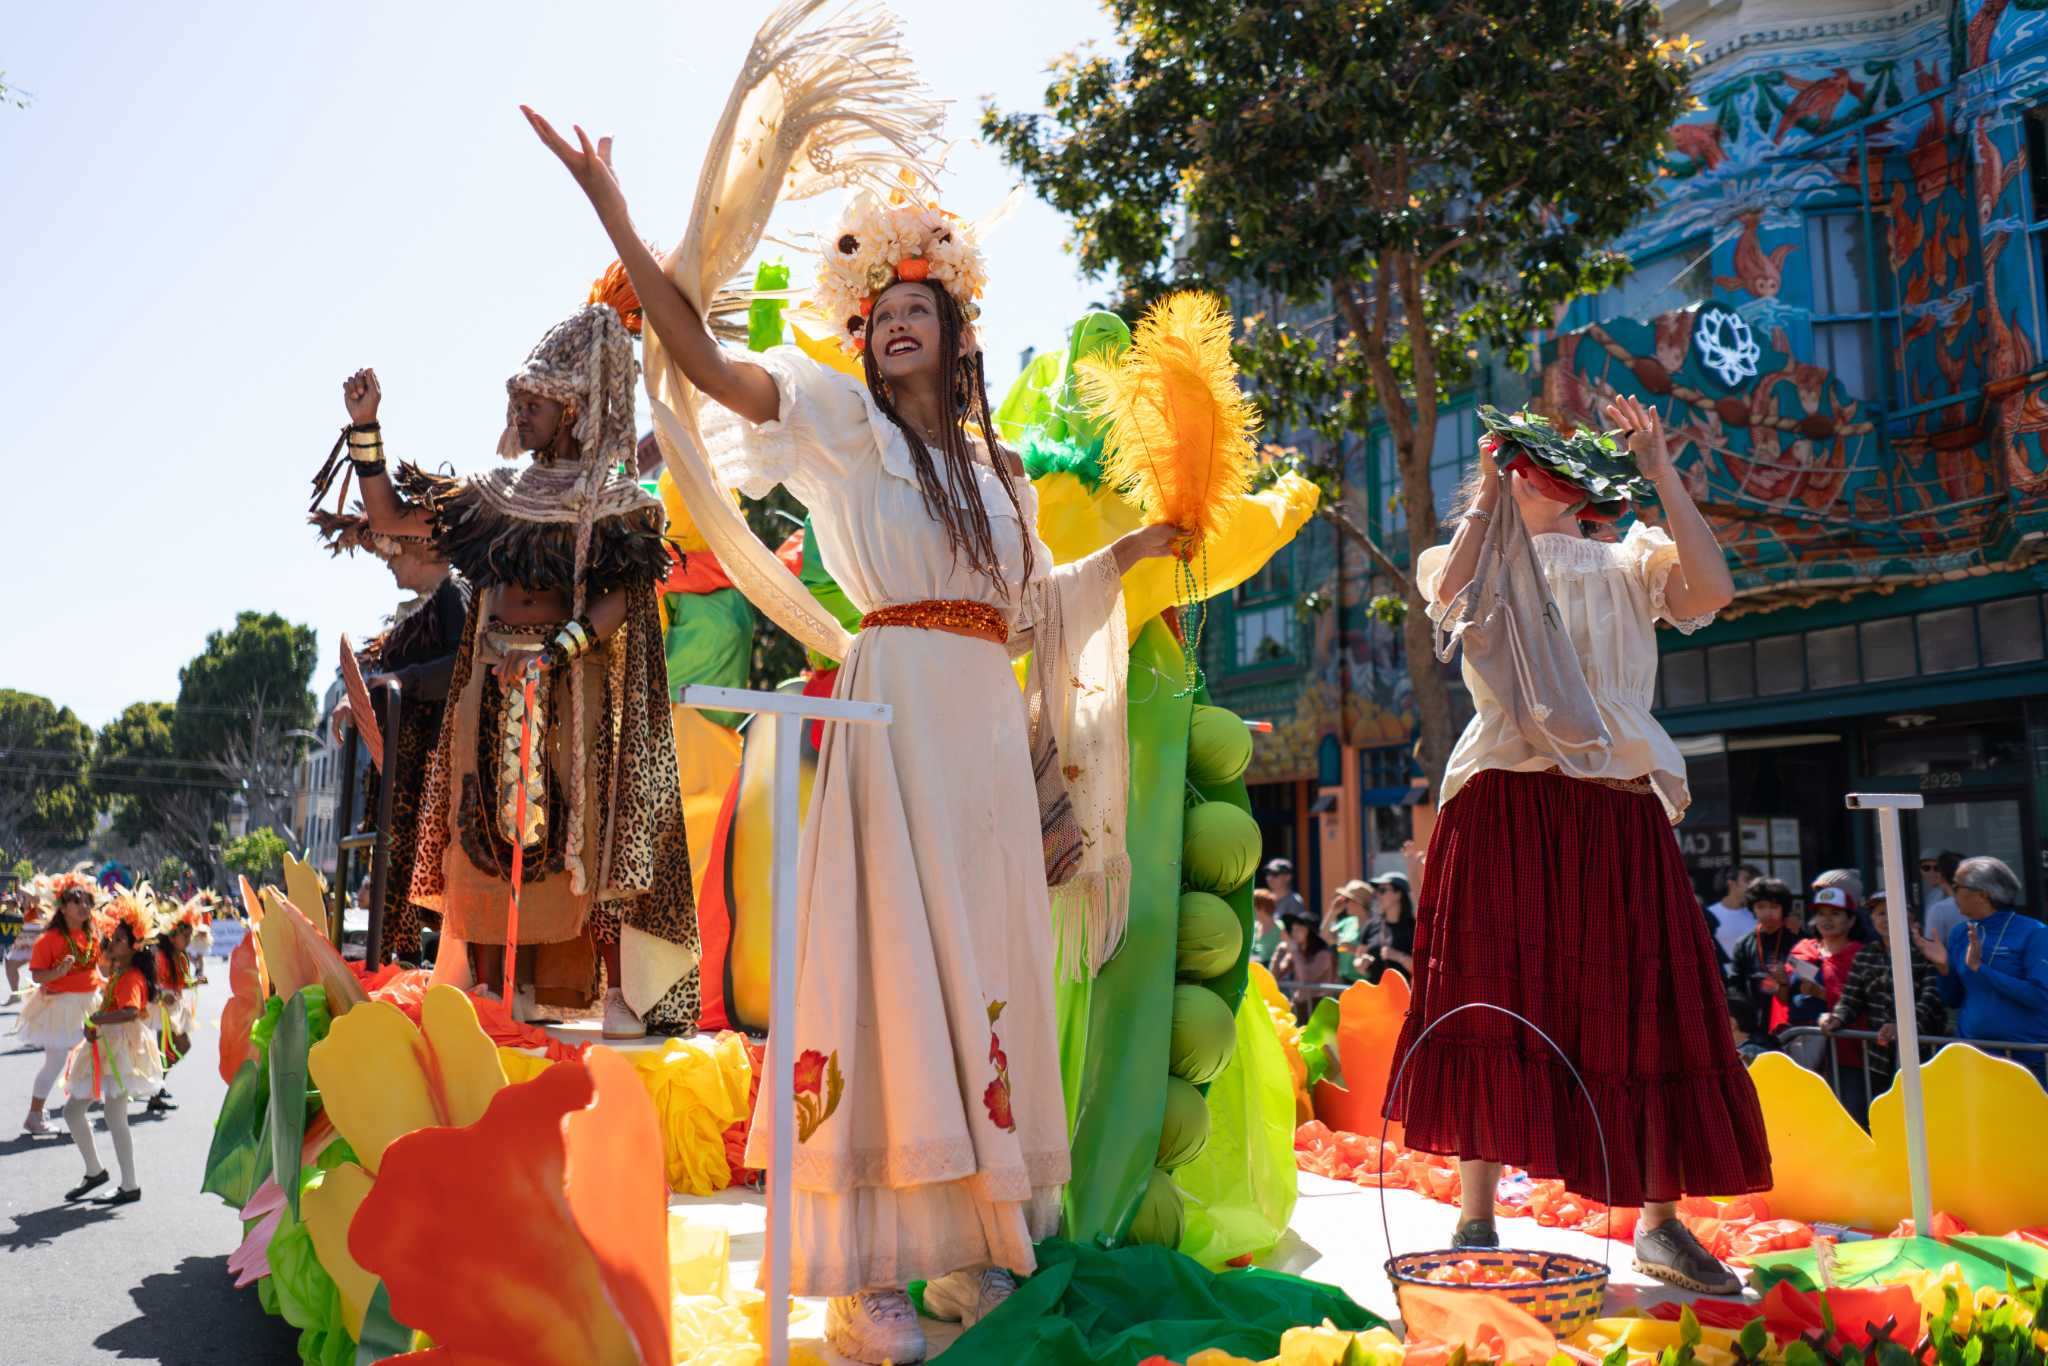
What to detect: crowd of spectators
<box><xmin>1716</xmin><ymin>850</ymin><xmax>2047</xmax><ymax>1113</ymax></box>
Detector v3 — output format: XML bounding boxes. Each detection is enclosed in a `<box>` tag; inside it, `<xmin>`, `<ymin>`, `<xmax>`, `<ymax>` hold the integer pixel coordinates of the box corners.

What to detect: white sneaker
<box><xmin>825</xmin><ymin>1289</ymin><xmax>926</xmax><ymax>1364</ymax></box>
<box><xmin>922</xmin><ymin>1265</ymin><xmax>1017</xmax><ymax>1328</ymax></box>
<box><xmin>601</xmin><ymin>988</ymin><xmax>646</xmax><ymax>1040</ymax></box>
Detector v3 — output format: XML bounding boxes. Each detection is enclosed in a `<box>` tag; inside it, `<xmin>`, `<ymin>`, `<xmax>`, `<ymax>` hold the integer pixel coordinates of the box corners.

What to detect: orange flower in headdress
<box><xmin>587</xmin><ymin>259</ymin><xmax>644</xmax><ymax>337</ymax></box>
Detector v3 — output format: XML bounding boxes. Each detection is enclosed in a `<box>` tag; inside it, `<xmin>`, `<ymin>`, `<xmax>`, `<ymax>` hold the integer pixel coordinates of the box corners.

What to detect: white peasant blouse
<box><xmin>1417</xmin><ymin>523</ymin><xmax>1714</xmax><ymax>823</ymax></box>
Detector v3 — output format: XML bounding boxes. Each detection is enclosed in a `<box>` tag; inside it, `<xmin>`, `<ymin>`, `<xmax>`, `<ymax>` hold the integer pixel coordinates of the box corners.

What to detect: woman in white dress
<box><xmin>529</xmin><ymin>112</ymin><xmax>1181</xmax><ymax>1363</ymax></box>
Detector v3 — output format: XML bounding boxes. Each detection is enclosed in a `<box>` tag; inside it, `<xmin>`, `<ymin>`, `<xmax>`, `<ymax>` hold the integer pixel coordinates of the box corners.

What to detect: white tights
<box><xmin>31</xmin><ymin>1047</ymin><xmax>67</xmax><ymax>1104</ymax></box>
<box><xmin>66</xmin><ymin>1094</ymin><xmax>137</xmax><ymax>1191</ymax></box>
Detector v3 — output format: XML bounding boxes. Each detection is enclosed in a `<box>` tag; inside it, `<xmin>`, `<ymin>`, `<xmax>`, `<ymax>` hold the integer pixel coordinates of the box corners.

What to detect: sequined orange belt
<box><xmin>860</xmin><ymin>599</ymin><xmax>1009</xmax><ymax>646</ymax></box>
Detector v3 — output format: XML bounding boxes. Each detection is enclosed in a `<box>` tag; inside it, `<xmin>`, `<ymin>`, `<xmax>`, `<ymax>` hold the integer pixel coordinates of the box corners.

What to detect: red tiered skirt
<box><xmin>1384</xmin><ymin>768</ymin><xmax>1772</xmax><ymax>1207</ymax></box>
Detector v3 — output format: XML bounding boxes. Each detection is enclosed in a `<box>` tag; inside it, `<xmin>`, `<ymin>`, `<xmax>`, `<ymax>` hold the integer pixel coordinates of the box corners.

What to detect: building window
<box><xmin>1232</xmin><ymin>602</ymin><xmax>1295</xmax><ymax>669</ymax></box>
<box><xmin>1805</xmin><ymin>209</ymin><xmax>1898</xmax><ymax>406</ymax></box>
<box><xmin>1232</xmin><ymin>545</ymin><xmax>1296</xmax><ymax>671</ymax></box>
<box><xmin>1980</xmin><ymin>594</ymin><xmax>2046</xmax><ymax>666</ymax></box>
<box><xmin>1754</xmin><ymin>633</ymin><xmax>1805</xmax><ymax>695</ymax></box>
<box><xmin>1662</xmin><ymin>650</ymin><xmax>1707</xmax><ymax>708</ymax></box>
<box><xmin>1916</xmin><ymin>607</ymin><xmax>1978</xmax><ymax>674</ymax></box>
<box><xmin>1805</xmin><ymin>625</ymin><xmax>1860</xmax><ymax>690</ymax></box>
<box><xmin>1560</xmin><ymin>238</ymin><xmax>1713</xmax><ymax>332</ymax></box>
<box><xmin>2024</xmin><ymin>109</ymin><xmax>2048</xmax><ymax>344</ymax></box>
<box><xmin>1706</xmin><ymin>642</ymin><xmax>1755</xmax><ymax>702</ymax></box>
<box><xmin>1859</xmin><ymin>616</ymin><xmax>1916</xmax><ymax>681</ymax></box>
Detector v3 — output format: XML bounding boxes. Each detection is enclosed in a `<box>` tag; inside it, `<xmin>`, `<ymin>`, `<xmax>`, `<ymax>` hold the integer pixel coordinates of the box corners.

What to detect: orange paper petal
<box><xmin>350</xmin><ymin>1049</ymin><xmax>669</xmax><ymax>1365</ymax></box>
<box><xmin>218</xmin><ymin>932</ymin><xmax>265</xmax><ymax>1084</ymax></box>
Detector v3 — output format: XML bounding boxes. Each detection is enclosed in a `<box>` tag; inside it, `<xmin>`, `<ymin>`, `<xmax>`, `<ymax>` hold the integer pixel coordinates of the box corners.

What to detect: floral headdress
<box><xmin>40</xmin><ymin>868</ymin><xmax>100</xmax><ymax>916</ymax></box>
<box><xmin>95</xmin><ymin>887</ymin><xmax>153</xmax><ymax>947</ymax></box>
<box><xmin>812</xmin><ymin>190</ymin><xmax>989</xmax><ymax>355</ymax></box>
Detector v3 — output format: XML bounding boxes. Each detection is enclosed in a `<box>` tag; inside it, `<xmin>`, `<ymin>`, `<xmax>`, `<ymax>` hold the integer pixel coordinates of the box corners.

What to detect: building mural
<box><xmin>1540</xmin><ymin>0</ymin><xmax>2048</xmax><ymax>611</ymax></box>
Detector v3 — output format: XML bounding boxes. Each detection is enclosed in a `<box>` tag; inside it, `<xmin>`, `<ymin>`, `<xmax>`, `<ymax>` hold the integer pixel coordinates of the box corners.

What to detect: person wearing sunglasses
<box><xmin>1921</xmin><ymin>851</ymin><xmax>1963</xmax><ymax>950</ymax></box>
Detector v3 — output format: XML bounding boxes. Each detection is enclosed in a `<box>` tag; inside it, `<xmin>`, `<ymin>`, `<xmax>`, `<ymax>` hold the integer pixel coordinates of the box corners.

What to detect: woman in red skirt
<box><xmin>1385</xmin><ymin>397</ymin><xmax>1770</xmax><ymax>1295</ymax></box>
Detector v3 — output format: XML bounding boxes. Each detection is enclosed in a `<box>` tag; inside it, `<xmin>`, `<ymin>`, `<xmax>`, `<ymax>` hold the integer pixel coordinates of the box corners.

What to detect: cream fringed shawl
<box><xmin>642</xmin><ymin>0</ymin><xmax>945</xmax><ymax>665</ymax></box>
<box><xmin>1019</xmin><ymin>548</ymin><xmax>1132</xmax><ymax>984</ymax></box>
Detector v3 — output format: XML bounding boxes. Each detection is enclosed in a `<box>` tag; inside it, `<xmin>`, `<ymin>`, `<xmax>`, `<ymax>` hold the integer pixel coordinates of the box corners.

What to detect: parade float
<box><xmin>205</xmin><ymin>0</ymin><xmax>2048</xmax><ymax>1358</ymax></box>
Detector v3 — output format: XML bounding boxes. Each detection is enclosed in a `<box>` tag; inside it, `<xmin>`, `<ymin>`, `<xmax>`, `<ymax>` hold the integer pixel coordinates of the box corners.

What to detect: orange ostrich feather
<box><xmin>587</xmin><ymin>259</ymin><xmax>644</xmax><ymax>336</ymax></box>
<box><xmin>1075</xmin><ymin>290</ymin><xmax>1259</xmax><ymax>543</ymax></box>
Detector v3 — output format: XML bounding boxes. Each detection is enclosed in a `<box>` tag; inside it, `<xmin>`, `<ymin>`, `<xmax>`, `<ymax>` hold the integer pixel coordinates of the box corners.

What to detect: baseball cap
<box><xmin>1811</xmin><ymin>886</ymin><xmax>1852</xmax><ymax>910</ymax></box>
<box><xmin>1263</xmin><ymin>858</ymin><xmax>1294</xmax><ymax>875</ymax></box>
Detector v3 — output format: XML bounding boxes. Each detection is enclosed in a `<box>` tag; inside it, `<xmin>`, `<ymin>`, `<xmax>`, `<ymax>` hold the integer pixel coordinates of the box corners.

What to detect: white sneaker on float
<box><xmin>824</xmin><ymin>1288</ymin><xmax>926</xmax><ymax>1364</ymax></box>
<box><xmin>601</xmin><ymin>988</ymin><xmax>646</xmax><ymax>1040</ymax></box>
<box><xmin>921</xmin><ymin>1265</ymin><xmax>1018</xmax><ymax>1328</ymax></box>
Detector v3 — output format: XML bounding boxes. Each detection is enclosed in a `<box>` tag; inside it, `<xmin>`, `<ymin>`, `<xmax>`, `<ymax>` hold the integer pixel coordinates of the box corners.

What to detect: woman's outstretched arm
<box><xmin>523</xmin><ymin>107</ymin><xmax>780</xmax><ymax>425</ymax></box>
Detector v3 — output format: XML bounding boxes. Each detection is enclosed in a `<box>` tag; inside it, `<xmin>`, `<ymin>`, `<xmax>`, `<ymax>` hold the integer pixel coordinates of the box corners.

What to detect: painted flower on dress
<box><xmin>793</xmin><ymin>1047</ymin><xmax>845</xmax><ymax>1143</ymax></box>
<box><xmin>984</xmin><ymin>1000</ymin><xmax>1017</xmax><ymax>1134</ymax></box>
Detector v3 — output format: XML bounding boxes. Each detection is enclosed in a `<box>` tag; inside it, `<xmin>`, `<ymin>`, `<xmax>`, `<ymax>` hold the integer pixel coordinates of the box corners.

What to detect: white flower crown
<box><xmin>810</xmin><ymin>190</ymin><xmax>988</xmax><ymax>355</ymax></box>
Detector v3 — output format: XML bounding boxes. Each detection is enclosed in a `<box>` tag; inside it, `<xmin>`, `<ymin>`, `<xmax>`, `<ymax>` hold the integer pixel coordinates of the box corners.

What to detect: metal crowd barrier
<box><xmin>1775</xmin><ymin>1026</ymin><xmax>2048</xmax><ymax>1104</ymax></box>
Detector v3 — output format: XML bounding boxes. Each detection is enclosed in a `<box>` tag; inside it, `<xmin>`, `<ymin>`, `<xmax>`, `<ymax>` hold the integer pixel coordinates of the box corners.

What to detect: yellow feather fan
<box><xmin>1075</xmin><ymin>291</ymin><xmax>1260</xmax><ymax>543</ymax></box>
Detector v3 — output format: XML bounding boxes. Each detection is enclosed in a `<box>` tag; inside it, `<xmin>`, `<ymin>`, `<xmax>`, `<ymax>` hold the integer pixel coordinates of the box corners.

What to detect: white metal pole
<box><xmin>672</xmin><ymin>684</ymin><xmax>887</xmax><ymax>1366</ymax></box>
<box><xmin>767</xmin><ymin>711</ymin><xmax>801</xmax><ymax>1366</ymax></box>
<box><xmin>1846</xmin><ymin>792</ymin><xmax>1931</xmax><ymax>1235</ymax></box>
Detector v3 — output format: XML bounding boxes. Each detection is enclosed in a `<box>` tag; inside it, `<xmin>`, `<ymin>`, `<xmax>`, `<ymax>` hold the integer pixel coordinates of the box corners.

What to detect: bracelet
<box><xmin>349</xmin><ymin>459</ymin><xmax>388</xmax><ymax>478</ymax></box>
<box><xmin>1462</xmin><ymin>506</ymin><xmax>1493</xmax><ymax>525</ymax></box>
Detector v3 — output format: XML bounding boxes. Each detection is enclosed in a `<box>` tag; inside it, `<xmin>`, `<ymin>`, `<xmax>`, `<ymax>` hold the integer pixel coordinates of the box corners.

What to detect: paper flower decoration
<box><xmin>810</xmin><ymin>190</ymin><xmax>988</xmax><ymax>353</ymax></box>
<box><xmin>350</xmin><ymin>1046</ymin><xmax>671</xmax><ymax>1365</ymax></box>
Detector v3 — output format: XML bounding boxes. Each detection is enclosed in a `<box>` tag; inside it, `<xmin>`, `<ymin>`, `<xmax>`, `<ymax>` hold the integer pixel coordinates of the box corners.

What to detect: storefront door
<box><xmin>1909</xmin><ymin>792</ymin><xmax>2032</xmax><ymax>910</ymax></box>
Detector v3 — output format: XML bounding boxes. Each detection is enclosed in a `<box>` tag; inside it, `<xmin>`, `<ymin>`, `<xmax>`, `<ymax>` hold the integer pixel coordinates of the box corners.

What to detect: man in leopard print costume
<box><xmin>340</xmin><ymin>297</ymin><xmax>701</xmax><ymax>1038</ymax></box>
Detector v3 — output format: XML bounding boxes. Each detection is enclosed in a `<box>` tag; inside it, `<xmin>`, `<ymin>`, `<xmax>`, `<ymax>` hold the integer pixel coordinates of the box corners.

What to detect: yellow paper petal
<box><xmin>308</xmin><ymin>986</ymin><xmax>507</xmax><ymax>1175</ymax></box>
<box><xmin>281</xmin><ymin>853</ymin><xmax>329</xmax><ymax>938</ymax></box>
<box><xmin>789</xmin><ymin>321</ymin><xmax>865</xmax><ymax>380</ymax></box>
<box><xmin>302</xmin><ymin>1162</ymin><xmax>378</xmax><ymax>1339</ymax></box>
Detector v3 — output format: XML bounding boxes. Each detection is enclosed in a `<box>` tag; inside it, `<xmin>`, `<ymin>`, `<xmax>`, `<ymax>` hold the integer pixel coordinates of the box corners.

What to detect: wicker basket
<box><xmin>1385</xmin><ymin>1247</ymin><xmax>1610</xmax><ymax>1339</ymax></box>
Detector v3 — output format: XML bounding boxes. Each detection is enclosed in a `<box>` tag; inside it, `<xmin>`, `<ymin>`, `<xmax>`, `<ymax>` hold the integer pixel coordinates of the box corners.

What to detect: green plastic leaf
<box><xmin>1679</xmin><ymin>1306</ymin><xmax>1703</xmax><ymax>1350</ymax></box>
<box><xmin>269</xmin><ymin>990</ymin><xmax>312</xmax><ymax>1220</ymax></box>
<box><xmin>1737</xmin><ymin>1317</ymin><xmax>1769</xmax><ymax>1360</ymax></box>
<box><xmin>1300</xmin><ymin>996</ymin><xmax>1348</xmax><ymax>1092</ymax></box>
<box><xmin>1603</xmin><ymin>1344</ymin><xmax>1630</xmax><ymax>1366</ymax></box>
<box><xmin>1819</xmin><ymin>1290</ymin><xmax>1840</xmax><ymax>1336</ymax></box>
<box><xmin>203</xmin><ymin>1057</ymin><xmax>272</xmax><ymax>1207</ymax></box>
<box><xmin>354</xmin><ymin>1282</ymin><xmax>412</xmax><ymax>1365</ymax></box>
<box><xmin>1784</xmin><ymin>1340</ymin><xmax>1824</xmax><ymax>1366</ymax></box>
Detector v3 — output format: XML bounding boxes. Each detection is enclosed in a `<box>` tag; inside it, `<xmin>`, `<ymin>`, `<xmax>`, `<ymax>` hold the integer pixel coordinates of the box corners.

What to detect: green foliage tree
<box><xmin>221</xmin><ymin>826</ymin><xmax>290</xmax><ymax>886</ymax></box>
<box><xmin>986</xmin><ymin>0</ymin><xmax>1693</xmax><ymax>793</ymax></box>
<box><xmin>0</xmin><ymin>689</ymin><xmax>102</xmax><ymax>856</ymax></box>
<box><xmin>174</xmin><ymin>611</ymin><xmax>319</xmax><ymax>834</ymax></box>
<box><xmin>92</xmin><ymin>700</ymin><xmax>228</xmax><ymax>872</ymax></box>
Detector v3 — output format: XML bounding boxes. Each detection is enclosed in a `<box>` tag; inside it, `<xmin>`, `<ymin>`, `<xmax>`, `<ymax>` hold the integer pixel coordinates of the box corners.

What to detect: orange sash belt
<box><xmin>860</xmin><ymin>599</ymin><xmax>1009</xmax><ymax>646</ymax></box>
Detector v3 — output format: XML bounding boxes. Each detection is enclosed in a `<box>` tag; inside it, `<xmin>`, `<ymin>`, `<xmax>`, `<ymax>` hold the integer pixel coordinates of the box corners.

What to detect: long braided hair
<box><xmin>859</xmin><ymin>281</ymin><xmax>1033</xmax><ymax>588</ymax></box>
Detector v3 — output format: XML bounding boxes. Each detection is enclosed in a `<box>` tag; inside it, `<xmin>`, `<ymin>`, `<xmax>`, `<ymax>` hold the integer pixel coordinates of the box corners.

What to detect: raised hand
<box><xmin>1602</xmin><ymin>394</ymin><xmax>1674</xmax><ymax>484</ymax></box>
<box><xmin>1917</xmin><ymin>928</ymin><xmax>1949</xmax><ymax>972</ymax></box>
<box><xmin>1113</xmin><ymin>521</ymin><xmax>1192</xmax><ymax>571</ymax></box>
<box><xmin>521</xmin><ymin>106</ymin><xmax>622</xmax><ymax>212</ymax></box>
<box><xmin>1965</xmin><ymin>922</ymin><xmax>1984</xmax><ymax>972</ymax></box>
<box><xmin>344</xmin><ymin>368</ymin><xmax>381</xmax><ymax>425</ymax></box>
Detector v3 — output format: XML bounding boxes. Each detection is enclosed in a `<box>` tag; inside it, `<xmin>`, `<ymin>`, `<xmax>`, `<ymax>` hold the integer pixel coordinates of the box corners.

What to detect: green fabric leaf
<box><xmin>662</xmin><ymin>586</ymin><xmax>757</xmax><ymax>728</ymax></box>
<box><xmin>1173</xmin><ymin>988</ymin><xmax>1302</xmax><ymax>1269</ymax></box>
<box><xmin>1299</xmin><ymin>995</ymin><xmax>1348</xmax><ymax>1093</ymax></box>
<box><xmin>942</xmin><ymin>1237</ymin><xmax>1379</xmax><ymax>1366</ymax></box>
<box><xmin>747</xmin><ymin>261</ymin><xmax>789</xmax><ymax>354</ymax></box>
<box><xmin>269</xmin><ymin>990</ymin><xmax>312</xmax><ymax>1220</ymax></box>
<box><xmin>354</xmin><ymin>1282</ymin><xmax>412</xmax><ymax>1366</ymax></box>
<box><xmin>203</xmin><ymin>1057</ymin><xmax>272</xmax><ymax>1208</ymax></box>
<box><xmin>1477</xmin><ymin>405</ymin><xmax>1655</xmax><ymax>506</ymax></box>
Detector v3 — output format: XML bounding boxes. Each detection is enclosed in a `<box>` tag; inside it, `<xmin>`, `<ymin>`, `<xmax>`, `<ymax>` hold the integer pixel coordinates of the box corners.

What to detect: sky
<box><xmin>0</xmin><ymin>0</ymin><xmax>1122</xmax><ymax>728</ymax></box>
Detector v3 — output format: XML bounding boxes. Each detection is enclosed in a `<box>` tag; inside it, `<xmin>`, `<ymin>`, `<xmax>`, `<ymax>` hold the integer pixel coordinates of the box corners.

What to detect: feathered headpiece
<box><xmin>41</xmin><ymin>866</ymin><xmax>100</xmax><ymax>914</ymax></box>
<box><xmin>495</xmin><ymin>302</ymin><xmax>641</xmax><ymax>465</ymax></box>
<box><xmin>1075</xmin><ymin>291</ymin><xmax>1259</xmax><ymax>544</ymax></box>
<box><xmin>96</xmin><ymin>887</ymin><xmax>153</xmax><ymax>947</ymax></box>
<box><xmin>587</xmin><ymin>259</ymin><xmax>646</xmax><ymax>337</ymax></box>
<box><xmin>811</xmin><ymin>189</ymin><xmax>990</xmax><ymax>354</ymax></box>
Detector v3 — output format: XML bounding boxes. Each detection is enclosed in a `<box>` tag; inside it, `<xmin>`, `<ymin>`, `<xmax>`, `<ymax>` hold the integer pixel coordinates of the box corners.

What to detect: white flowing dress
<box><xmin>720</xmin><ymin>347</ymin><xmax>1073</xmax><ymax>1296</ymax></box>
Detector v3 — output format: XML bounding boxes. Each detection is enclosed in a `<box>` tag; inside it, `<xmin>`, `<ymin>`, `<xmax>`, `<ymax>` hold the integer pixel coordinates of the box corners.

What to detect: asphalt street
<box><xmin>0</xmin><ymin>970</ymin><xmax>300</xmax><ymax>1363</ymax></box>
